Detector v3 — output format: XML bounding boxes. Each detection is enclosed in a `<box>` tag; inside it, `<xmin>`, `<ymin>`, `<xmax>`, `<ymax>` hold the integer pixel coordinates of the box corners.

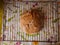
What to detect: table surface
<box><xmin>0</xmin><ymin>0</ymin><xmax>60</xmax><ymax>45</ymax></box>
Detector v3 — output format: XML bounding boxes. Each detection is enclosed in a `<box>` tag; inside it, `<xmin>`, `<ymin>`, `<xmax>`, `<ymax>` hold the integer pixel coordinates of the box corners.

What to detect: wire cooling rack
<box><xmin>3</xmin><ymin>0</ymin><xmax>59</xmax><ymax>43</ymax></box>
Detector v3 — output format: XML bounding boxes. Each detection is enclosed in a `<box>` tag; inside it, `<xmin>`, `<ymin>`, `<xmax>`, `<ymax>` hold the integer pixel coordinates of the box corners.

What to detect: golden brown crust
<box><xmin>20</xmin><ymin>8</ymin><xmax>44</xmax><ymax>34</ymax></box>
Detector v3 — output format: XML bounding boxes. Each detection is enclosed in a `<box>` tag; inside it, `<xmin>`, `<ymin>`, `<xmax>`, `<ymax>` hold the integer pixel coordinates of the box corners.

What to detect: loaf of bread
<box><xmin>20</xmin><ymin>8</ymin><xmax>44</xmax><ymax>34</ymax></box>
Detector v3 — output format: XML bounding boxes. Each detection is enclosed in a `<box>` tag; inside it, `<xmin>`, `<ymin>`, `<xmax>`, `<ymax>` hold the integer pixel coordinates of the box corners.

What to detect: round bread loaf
<box><xmin>20</xmin><ymin>8</ymin><xmax>44</xmax><ymax>34</ymax></box>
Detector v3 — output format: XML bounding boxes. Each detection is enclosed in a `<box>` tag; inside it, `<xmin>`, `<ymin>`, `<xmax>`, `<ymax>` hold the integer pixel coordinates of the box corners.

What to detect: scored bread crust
<box><xmin>20</xmin><ymin>8</ymin><xmax>44</xmax><ymax>34</ymax></box>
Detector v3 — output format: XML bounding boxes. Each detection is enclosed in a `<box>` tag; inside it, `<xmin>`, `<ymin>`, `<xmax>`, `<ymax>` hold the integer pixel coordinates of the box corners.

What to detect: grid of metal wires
<box><xmin>3</xmin><ymin>0</ymin><xmax>59</xmax><ymax>43</ymax></box>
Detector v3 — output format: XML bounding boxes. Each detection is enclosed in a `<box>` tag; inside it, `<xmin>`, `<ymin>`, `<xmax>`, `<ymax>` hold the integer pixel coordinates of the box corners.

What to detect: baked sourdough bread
<box><xmin>20</xmin><ymin>8</ymin><xmax>44</xmax><ymax>34</ymax></box>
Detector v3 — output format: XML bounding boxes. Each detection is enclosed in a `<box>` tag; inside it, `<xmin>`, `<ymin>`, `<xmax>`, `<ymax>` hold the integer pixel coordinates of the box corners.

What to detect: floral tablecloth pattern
<box><xmin>3</xmin><ymin>1</ymin><xmax>58</xmax><ymax>41</ymax></box>
<box><xmin>0</xmin><ymin>41</ymin><xmax>52</xmax><ymax>45</ymax></box>
<box><xmin>0</xmin><ymin>0</ymin><xmax>60</xmax><ymax>45</ymax></box>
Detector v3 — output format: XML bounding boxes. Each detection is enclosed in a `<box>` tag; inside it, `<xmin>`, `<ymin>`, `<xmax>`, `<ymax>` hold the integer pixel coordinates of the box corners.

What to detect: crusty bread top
<box><xmin>20</xmin><ymin>8</ymin><xmax>44</xmax><ymax>34</ymax></box>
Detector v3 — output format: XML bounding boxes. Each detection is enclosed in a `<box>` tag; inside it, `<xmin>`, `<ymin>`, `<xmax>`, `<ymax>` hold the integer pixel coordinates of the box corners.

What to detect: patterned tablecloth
<box><xmin>3</xmin><ymin>1</ymin><xmax>58</xmax><ymax>41</ymax></box>
<box><xmin>0</xmin><ymin>0</ymin><xmax>60</xmax><ymax>45</ymax></box>
<box><xmin>0</xmin><ymin>41</ymin><xmax>52</xmax><ymax>45</ymax></box>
